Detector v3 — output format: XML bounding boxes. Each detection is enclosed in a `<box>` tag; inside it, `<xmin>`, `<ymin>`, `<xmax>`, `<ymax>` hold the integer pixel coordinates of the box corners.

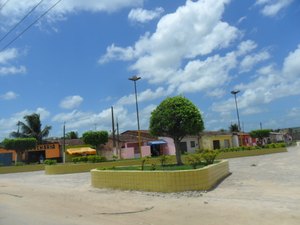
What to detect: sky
<box><xmin>0</xmin><ymin>0</ymin><xmax>299</xmax><ymax>140</ymax></box>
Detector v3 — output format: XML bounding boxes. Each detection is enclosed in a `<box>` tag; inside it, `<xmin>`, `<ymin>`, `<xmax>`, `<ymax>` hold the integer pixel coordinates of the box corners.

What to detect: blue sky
<box><xmin>0</xmin><ymin>0</ymin><xmax>299</xmax><ymax>140</ymax></box>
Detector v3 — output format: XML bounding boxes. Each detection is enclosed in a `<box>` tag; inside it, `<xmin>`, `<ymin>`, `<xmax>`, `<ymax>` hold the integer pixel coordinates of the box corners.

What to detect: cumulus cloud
<box><xmin>52</xmin><ymin>106</ymin><xmax>135</xmax><ymax>132</ymax></box>
<box><xmin>212</xmin><ymin>44</ymin><xmax>300</xmax><ymax>114</ymax></box>
<box><xmin>128</xmin><ymin>7</ymin><xmax>164</xmax><ymax>23</ymax></box>
<box><xmin>239</xmin><ymin>50</ymin><xmax>271</xmax><ymax>73</ymax></box>
<box><xmin>116</xmin><ymin>86</ymin><xmax>173</xmax><ymax>106</ymax></box>
<box><xmin>0</xmin><ymin>107</ymin><xmax>50</xmax><ymax>140</ymax></box>
<box><xmin>0</xmin><ymin>91</ymin><xmax>18</xmax><ymax>100</ymax></box>
<box><xmin>0</xmin><ymin>48</ymin><xmax>26</xmax><ymax>76</ymax></box>
<box><xmin>60</xmin><ymin>95</ymin><xmax>83</xmax><ymax>109</ymax></box>
<box><xmin>255</xmin><ymin>0</ymin><xmax>294</xmax><ymax>17</ymax></box>
<box><xmin>100</xmin><ymin>0</ymin><xmax>239</xmax><ymax>95</ymax></box>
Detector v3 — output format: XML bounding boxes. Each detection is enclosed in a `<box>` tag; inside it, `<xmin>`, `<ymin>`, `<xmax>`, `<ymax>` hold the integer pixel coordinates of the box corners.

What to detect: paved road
<box><xmin>0</xmin><ymin>146</ymin><xmax>299</xmax><ymax>225</ymax></box>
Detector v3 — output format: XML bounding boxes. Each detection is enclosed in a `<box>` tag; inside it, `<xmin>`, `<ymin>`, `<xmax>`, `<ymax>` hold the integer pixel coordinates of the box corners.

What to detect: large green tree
<box><xmin>82</xmin><ymin>131</ymin><xmax>108</xmax><ymax>155</ymax></box>
<box><xmin>2</xmin><ymin>138</ymin><xmax>37</xmax><ymax>164</ymax></box>
<box><xmin>149</xmin><ymin>96</ymin><xmax>204</xmax><ymax>165</ymax></box>
<box><xmin>10</xmin><ymin>113</ymin><xmax>51</xmax><ymax>144</ymax></box>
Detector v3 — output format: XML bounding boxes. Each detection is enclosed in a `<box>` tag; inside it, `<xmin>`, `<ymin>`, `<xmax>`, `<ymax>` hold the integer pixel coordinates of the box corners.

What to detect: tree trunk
<box><xmin>174</xmin><ymin>140</ymin><xmax>183</xmax><ymax>165</ymax></box>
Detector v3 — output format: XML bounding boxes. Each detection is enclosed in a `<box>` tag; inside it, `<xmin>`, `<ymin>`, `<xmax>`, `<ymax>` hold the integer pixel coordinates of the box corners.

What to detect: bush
<box><xmin>159</xmin><ymin>155</ymin><xmax>171</xmax><ymax>167</ymax></box>
<box><xmin>44</xmin><ymin>159</ymin><xmax>57</xmax><ymax>165</ymax></box>
<box><xmin>202</xmin><ymin>150</ymin><xmax>219</xmax><ymax>165</ymax></box>
<box><xmin>72</xmin><ymin>155</ymin><xmax>107</xmax><ymax>164</ymax></box>
<box><xmin>87</xmin><ymin>155</ymin><xmax>106</xmax><ymax>163</ymax></box>
<box><xmin>186</xmin><ymin>154</ymin><xmax>202</xmax><ymax>169</ymax></box>
<box><xmin>141</xmin><ymin>156</ymin><xmax>151</xmax><ymax>170</ymax></box>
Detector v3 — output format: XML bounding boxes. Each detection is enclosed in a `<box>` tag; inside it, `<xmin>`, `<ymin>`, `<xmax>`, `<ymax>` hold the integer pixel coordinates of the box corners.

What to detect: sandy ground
<box><xmin>1</xmin><ymin>146</ymin><xmax>300</xmax><ymax>225</ymax></box>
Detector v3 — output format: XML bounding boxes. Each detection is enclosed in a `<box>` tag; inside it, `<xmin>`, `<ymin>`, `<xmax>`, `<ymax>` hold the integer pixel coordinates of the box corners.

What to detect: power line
<box><xmin>0</xmin><ymin>0</ymin><xmax>63</xmax><ymax>51</ymax></box>
<box><xmin>0</xmin><ymin>0</ymin><xmax>10</xmax><ymax>11</ymax></box>
<box><xmin>0</xmin><ymin>0</ymin><xmax>44</xmax><ymax>44</ymax></box>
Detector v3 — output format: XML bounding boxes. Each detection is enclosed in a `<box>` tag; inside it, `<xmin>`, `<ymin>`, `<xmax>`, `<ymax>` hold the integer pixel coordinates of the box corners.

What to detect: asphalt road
<box><xmin>0</xmin><ymin>146</ymin><xmax>299</xmax><ymax>225</ymax></box>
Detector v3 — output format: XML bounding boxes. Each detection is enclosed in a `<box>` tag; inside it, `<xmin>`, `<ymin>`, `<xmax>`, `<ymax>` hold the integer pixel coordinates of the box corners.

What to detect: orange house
<box><xmin>0</xmin><ymin>142</ymin><xmax>61</xmax><ymax>164</ymax></box>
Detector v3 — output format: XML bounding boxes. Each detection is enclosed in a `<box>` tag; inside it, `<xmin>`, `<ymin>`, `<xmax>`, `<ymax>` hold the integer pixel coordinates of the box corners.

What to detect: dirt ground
<box><xmin>1</xmin><ymin>146</ymin><xmax>300</xmax><ymax>225</ymax></box>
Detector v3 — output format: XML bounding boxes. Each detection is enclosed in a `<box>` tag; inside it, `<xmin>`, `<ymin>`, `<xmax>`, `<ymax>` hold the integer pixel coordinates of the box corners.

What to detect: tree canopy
<box><xmin>10</xmin><ymin>113</ymin><xmax>51</xmax><ymax>144</ymax></box>
<box><xmin>249</xmin><ymin>129</ymin><xmax>272</xmax><ymax>146</ymax></box>
<box><xmin>149</xmin><ymin>96</ymin><xmax>204</xmax><ymax>165</ymax></box>
<box><xmin>82</xmin><ymin>131</ymin><xmax>108</xmax><ymax>154</ymax></box>
<box><xmin>2</xmin><ymin>138</ymin><xmax>37</xmax><ymax>163</ymax></box>
<box><xmin>229</xmin><ymin>124</ymin><xmax>239</xmax><ymax>133</ymax></box>
<box><xmin>65</xmin><ymin>131</ymin><xmax>79</xmax><ymax>139</ymax></box>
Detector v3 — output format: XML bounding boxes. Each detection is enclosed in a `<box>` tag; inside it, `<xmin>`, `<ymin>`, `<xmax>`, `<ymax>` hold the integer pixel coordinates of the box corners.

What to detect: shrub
<box><xmin>202</xmin><ymin>150</ymin><xmax>219</xmax><ymax>165</ymax></box>
<box><xmin>72</xmin><ymin>155</ymin><xmax>107</xmax><ymax>163</ymax></box>
<box><xmin>186</xmin><ymin>154</ymin><xmax>202</xmax><ymax>169</ymax></box>
<box><xmin>141</xmin><ymin>156</ymin><xmax>151</xmax><ymax>170</ymax></box>
<box><xmin>44</xmin><ymin>159</ymin><xmax>57</xmax><ymax>165</ymax></box>
<box><xmin>159</xmin><ymin>155</ymin><xmax>171</xmax><ymax>167</ymax></box>
<box><xmin>87</xmin><ymin>155</ymin><xmax>106</xmax><ymax>163</ymax></box>
<box><xmin>150</xmin><ymin>163</ymin><xmax>157</xmax><ymax>170</ymax></box>
<box><xmin>112</xmin><ymin>155</ymin><xmax>118</xmax><ymax>161</ymax></box>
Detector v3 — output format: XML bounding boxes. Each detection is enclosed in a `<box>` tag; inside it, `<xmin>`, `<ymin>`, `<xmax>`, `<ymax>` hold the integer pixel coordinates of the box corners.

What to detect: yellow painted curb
<box><xmin>91</xmin><ymin>160</ymin><xmax>230</xmax><ymax>192</ymax></box>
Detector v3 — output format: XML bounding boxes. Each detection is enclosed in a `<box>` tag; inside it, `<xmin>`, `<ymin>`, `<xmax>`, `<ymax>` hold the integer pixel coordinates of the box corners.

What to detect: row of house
<box><xmin>0</xmin><ymin>129</ymin><xmax>290</xmax><ymax>165</ymax></box>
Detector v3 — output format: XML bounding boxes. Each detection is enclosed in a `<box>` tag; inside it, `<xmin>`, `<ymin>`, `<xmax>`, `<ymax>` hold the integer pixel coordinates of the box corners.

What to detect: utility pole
<box><xmin>116</xmin><ymin>117</ymin><xmax>120</xmax><ymax>158</ymax></box>
<box><xmin>63</xmin><ymin>122</ymin><xmax>66</xmax><ymax>163</ymax></box>
<box><xmin>129</xmin><ymin>75</ymin><xmax>142</xmax><ymax>158</ymax></box>
<box><xmin>111</xmin><ymin>106</ymin><xmax>116</xmax><ymax>152</ymax></box>
<box><xmin>231</xmin><ymin>90</ymin><xmax>241</xmax><ymax>132</ymax></box>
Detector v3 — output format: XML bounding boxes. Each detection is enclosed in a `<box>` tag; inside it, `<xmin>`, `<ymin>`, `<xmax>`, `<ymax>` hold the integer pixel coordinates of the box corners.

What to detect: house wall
<box><xmin>121</xmin><ymin>147</ymin><xmax>135</xmax><ymax>159</ymax></box>
<box><xmin>180</xmin><ymin>136</ymin><xmax>199</xmax><ymax>153</ymax></box>
<box><xmin>200</xmin><ymin>135</ymin><xmax>233</xmax><ymax>150</ymax></box>
<box><xmin>0</xmin><ymin>149</ymin><xmax>17</xmax><ymax>161</ymax></box>
<box><xmin>160</xmin><ymin>137</ymin><xmax>176</xmax><ymax>155</ymax></box>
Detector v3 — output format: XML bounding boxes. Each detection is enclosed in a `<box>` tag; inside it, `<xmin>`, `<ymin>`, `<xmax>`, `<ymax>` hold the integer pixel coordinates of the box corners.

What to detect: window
<box><xmin>190</xmin><ymin>141</ymin><xmax>196</xmax><ymax>148</ymax></box>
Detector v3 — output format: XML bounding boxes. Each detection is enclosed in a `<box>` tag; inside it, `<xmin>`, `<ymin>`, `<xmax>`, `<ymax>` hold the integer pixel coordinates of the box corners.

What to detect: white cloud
<box><xmin>128</xmin><ymin>7</ymin><xmax>164</xmax><ymax>23</ymax></box>
<box><xmin>239</xmin><ymin>50</ymin><xmax>271</xmax><ymax>73</ymax></box>
<box><xmin>0</xmin><ymin>0</ymin><xmax>143</xmax><ymax>28</ymax></box>
<box><xmin>0</xmin><ymin>66</ymin><xmax>26</xmax><ymax>76</ymax></box>
<box><xmin>0</xmin><ymin>48</ymin><xmax>26</xmax><ymax>76</ymax></box>
<box><xmin>0</xmin><ymin>91</ymin><xmax>18</xmax><ymax>100</ymax></box>
<box><xmin>116</xmin><ymin>86</ymin><xmax>172</xmax><ymax>106</ymax></box>
<box><xmin>212</xmin><ymin>44</ymin><xmax>300</xmax><ymax>114</ymax></box>
<box><xmin>0</xmin><ymin>107</ymin><xmax>50</xmax><ymax>140</ymax></box>
<box><xmin>0</xmin><ymin>48</ymin><xmax>18</xmax><ymax>64</ymax></box>
<box><xmin>59</xmin><ymin>95</ymin><xmax>83</xmax><ymax>109</ymax></box>
<box><xmin>255</xmin><ymin>0</ymin><xmax>294</xmax><ymax>17</ymax></box>
<box><xmin>52</xmin><ymin>106</ymin><xmax>134</xmax><ymax>132</ymax></box>
<box><xmin>101</xmin><ymin>0</ymin><xmax>239</xmax><ymax>95</ymax></box>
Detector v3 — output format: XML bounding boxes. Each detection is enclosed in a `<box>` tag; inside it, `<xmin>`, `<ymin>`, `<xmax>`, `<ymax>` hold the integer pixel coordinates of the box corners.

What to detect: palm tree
<box><xmin>10</xmin><ymin>113</ymin><xmax>52</xmax><ymax>144</ymax></box>
<box><xmin>229</xmin><ymin>123</ymin><xmax>239</xmax><ymax>133</ymax></box>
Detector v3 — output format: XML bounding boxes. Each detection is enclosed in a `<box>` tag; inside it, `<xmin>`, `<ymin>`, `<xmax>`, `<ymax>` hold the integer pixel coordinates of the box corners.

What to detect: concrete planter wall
<box><xmin>217</xmin><ymin>148</ymin><xmax>287</xmax><ymax>159</ymax></box>
<box><xmin>91</xmin><ymin>160</ymin><xmax>230</xmax><ymax>192</ymax></box>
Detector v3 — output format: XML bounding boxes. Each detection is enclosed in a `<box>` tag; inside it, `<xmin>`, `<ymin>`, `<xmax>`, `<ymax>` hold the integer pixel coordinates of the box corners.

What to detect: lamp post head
<box><xmin>129</xmin><ymin>75</ymin><xmax>141</xmax><ymax>81</ymax></box>
<box><xmin>231</xmin><ymin>90</ymin><xmax>240</xmax><ymax>95</ymax></box>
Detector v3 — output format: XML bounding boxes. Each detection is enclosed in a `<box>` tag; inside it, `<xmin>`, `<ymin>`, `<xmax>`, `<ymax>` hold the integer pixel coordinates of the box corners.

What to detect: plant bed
<box><xmin>91</xmin><ymin>160</ymin><xmax>229</xmax><ymax>192</ymax></box>
<box><xmin>102</xmin><ymin>163</ymin><xmax>209</xmax><ymax>171</ymax></box>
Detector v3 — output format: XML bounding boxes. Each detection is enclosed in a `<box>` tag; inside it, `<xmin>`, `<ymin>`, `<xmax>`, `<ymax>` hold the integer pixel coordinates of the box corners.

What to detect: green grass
<box><xmin>99</xmin><ymin>163</ymin><xmax>208</xmax><ymax>171</ymax></box>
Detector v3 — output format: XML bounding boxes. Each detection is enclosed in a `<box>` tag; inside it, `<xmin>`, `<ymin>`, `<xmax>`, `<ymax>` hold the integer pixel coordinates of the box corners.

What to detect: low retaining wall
<box><xmin>217</xmin><ymin>148</ymin><xmax>287</xmax><ymax>159</ymax></box>
<box><xmin>0</xmin><ymin>164</ymin><xmax>45</xmax><ymax>174</ymax></box>
<box><xmin>91</xmin><ymin>160</ymin><xmax>230</xmax><ymax>192</ymax></box>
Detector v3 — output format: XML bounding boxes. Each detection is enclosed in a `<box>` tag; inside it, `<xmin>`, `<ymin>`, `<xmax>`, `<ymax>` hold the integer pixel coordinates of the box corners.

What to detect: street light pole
<box><xmin>129</xmin><ymin>75</ymin><xmax>142</xmax><ymax>158</ymax></box>
<box><xmin>231</xmin><ymin>90</ymin><xmax>241</xmax><ymax>132</ymax></box>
